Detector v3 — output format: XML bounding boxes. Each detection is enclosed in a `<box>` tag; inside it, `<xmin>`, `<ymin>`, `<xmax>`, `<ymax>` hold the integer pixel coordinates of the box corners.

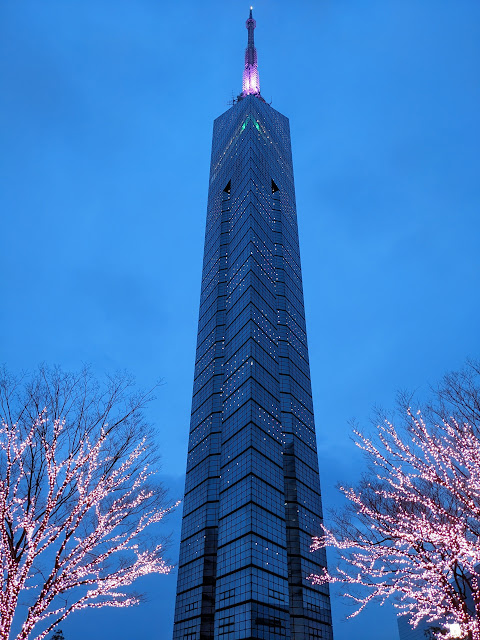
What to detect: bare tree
<box><xmin>0</xmin><ymin>366</ymin><xmax>177</xmax><ymax>640</ymax></box>
<box><xmin>310</xmin><ymin>361</ymin><xmax>480</xmax><ymax>640</ymax></box>
<box><xmin>427</xmin><ymin>359</ymin><xmax>480</xmax><ymax>430</ymax></box>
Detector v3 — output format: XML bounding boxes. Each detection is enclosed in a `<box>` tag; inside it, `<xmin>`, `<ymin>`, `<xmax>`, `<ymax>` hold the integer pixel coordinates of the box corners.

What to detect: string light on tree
<box><xmin>310</xmin><ymin>382</ymin><xmax>480</xmax><ymax>640</ymax></box>
<box><xmin>0</xmin><ymin>367</ymin><xmax>178</xmax><ymax>640</ymax></box>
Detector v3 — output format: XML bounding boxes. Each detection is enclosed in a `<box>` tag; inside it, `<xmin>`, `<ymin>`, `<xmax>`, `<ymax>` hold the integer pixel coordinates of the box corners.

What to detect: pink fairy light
<box><xmin>0</xmin><ymin>412</ymin><xmax>179</xmax><ymax>640</ymax></box>
<box><xmin>310</xmin><ymin>409</ymin><xmax>480</xmax><ymax>640</ymax></box>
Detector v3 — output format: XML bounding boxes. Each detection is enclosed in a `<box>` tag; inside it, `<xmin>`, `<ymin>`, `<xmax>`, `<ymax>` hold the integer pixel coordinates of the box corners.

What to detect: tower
<box><xmin>173</xmin><ymin>10</ymin><xmax>333</xmax><ymax>640</ymax></box>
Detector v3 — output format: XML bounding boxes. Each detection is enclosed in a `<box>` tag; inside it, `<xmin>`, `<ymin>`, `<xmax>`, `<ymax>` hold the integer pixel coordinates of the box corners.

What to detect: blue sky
<box><xmin>1</xmin><ymin>1</ymin><xmax>480</xmax><ymax>639</ymax></box>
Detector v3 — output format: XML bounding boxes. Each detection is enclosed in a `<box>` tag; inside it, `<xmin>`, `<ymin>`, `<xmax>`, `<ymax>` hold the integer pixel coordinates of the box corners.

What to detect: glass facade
<box><xmin>173</xmin><ymin>12</ymin><xmax>333</xmax><ymax>640</ymax></box>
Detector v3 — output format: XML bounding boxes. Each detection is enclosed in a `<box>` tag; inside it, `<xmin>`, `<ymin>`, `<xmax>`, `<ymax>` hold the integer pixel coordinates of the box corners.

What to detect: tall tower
<box><xmin>173</xmin><ymin>10</ymin><xmax>333</xmax><ymax>640</ymax></box>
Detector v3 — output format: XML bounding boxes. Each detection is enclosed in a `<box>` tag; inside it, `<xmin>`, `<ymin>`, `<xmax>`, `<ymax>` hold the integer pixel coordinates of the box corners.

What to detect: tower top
<box><xmin>241</xmin><ymin>7</ymin><xmax>261</xmax><ymax>98</ymax></box>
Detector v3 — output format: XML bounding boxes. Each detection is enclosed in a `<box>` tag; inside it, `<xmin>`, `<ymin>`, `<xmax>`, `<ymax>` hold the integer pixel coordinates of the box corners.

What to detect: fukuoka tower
<box><xmin>173</xmin><ymin>10</ymin><xmax>333</xmax><ymax>640</ymax></box>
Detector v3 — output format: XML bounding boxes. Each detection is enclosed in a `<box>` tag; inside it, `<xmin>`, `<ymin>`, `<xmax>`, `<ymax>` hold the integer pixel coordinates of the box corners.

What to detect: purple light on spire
<box><xmin>242</xmin><ymin>7</ymin><xmax>261</xmax><ymax>96</ymax></box>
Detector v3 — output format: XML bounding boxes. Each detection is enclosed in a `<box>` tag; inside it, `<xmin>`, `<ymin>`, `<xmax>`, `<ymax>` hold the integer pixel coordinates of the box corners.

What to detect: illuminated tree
<box><xmin>0</xmin><ymin>367</ymin><xmax>177</xmax><ymax>640</ymax></box>
<box><xmin>311</xmin><ymin>361</ymin><xmax>480</xmax><ymax>640</ymax></box>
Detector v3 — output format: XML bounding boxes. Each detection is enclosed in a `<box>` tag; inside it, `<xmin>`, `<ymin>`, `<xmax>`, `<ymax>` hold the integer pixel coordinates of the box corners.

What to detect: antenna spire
<box><xmin>241</xmin><ymin>7</ymin><xmax>261</xmax><ymax>97</ymax></box>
